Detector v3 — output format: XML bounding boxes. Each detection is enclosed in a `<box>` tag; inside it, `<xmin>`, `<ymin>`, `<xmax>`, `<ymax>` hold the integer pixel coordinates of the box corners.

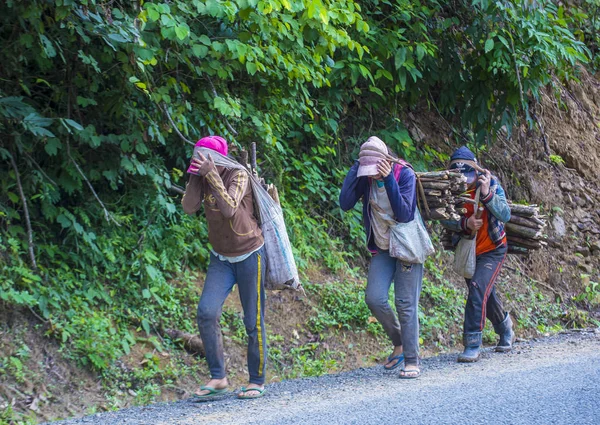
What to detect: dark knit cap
<box><xmin>450</xmin><ymin>146</ymin><xmax>476</xmax><ymax>162</ymax></box>
<box><xmin>449</xmin><ymin>146</ymin><xmax>478</xmax><ymax>183</ymax></box>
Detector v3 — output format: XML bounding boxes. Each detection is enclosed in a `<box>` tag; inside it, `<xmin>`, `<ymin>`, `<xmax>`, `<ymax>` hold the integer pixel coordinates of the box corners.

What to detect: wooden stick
<box><xmin>423</xmin><ymin>189</ymin><xmax>443</xmax><ymax>197</ymax></box>
<box><xmin>417</xmin><ymin>176</ymin><xmax>431</xmax><ymax>218</ymax></box>
<box><xmin>509</xmin><ymin>214</ymin><xmax>544</xmax><ymax>230</ymax></box>
<box><xmin>507</xmin><ymin>246</ymin><xmax>530</xmax><ymax>255</ymax></box>
<box><xmin>505</xmin><ymin>222</ymin><xmax>543</xmax><ymax>239</ymax></box>
<box><xmin>506</xmin><ymin>234</ymin><xmax>542</xmax><ymax>247</ymax></box>
<box><xmin>420</xmin><ymin>181</ymin><xmax>451</xmax><ymax>190</ymax></box>
<box><xmin>9</xmin><ymin>154</ymin><xmax>37</xmax><ymax>270</ymax></box>
<box><xmin>509</xmin><ymin>204</ymin><xmax>539</xmax><ymax>217</ymax></box>
<box><xmin>251</xmin><ymin>142</ymin><xmax>257</xmax><ymax>177</ymax></box>
<box><xmin>168</xmin><ymin>185</ymin><xmax>185</xmax><ymax>196</ymax></box>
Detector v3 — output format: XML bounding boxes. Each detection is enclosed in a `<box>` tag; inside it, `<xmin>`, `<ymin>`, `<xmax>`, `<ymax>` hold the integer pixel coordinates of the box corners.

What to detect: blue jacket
<box><xmin>339</xmin><ymin>161</ymin><xmax>417</xmax><ymax>253</ymax></box>
<box><xmin>441</xmin><ymin>177</ymin><xmax>511</xmax><ymax>249</ymax></box>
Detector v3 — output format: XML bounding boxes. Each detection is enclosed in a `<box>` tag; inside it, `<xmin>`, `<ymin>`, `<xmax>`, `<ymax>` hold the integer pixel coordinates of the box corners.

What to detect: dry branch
<box><xmin>505</xmin><ymin>222</ymin><xmax>543</xmax><ymax>239</ymax></box>
<box><xmin>509</xmin><ymin>214</ymin><xmax>543</xmax><ymax>230</ymax></box>
<box><xmin>9</xmin><ymin>155</ymin><xmax>37</xmax><ymax>269</ymax></box>
<box><xmin>162</xmin><ymin>104</ymin><xmax>195</xmax><ymax>146</ymax></box>
<box><xmin>66</xmin><ymin>142</ymin><xmax>120</xmax><ymax>226</ymax></box>
<box><xmin>168</xmin><ymin>185</ymin><xmax>185</xmax><ymax>196</ymax></box>
<box><xmin>509</xmin><ymin>204</ymin><xmax>538</xmax><ymax>217</ymax></box>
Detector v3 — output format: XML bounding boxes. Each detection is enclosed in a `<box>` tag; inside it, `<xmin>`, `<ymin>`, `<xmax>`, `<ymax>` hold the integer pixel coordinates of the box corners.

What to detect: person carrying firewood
<box><xmin>442</xmin><ymin>146</ymin><xmax>515</xmax><ymax>362</ymax></box>
<box><xmin>339</xmin><ymin>136</ymin><xmax>427</xmax><ymax>379</ymax></box>
<box><xmin>181</xmin><ymin>135</ymin><xmax>267</xmax><ymax>400</ymax></box>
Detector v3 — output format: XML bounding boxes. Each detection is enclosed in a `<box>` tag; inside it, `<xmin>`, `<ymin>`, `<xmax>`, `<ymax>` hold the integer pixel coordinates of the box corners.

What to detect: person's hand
<box><xmin>467</xmin><ymin>215</ymin><xmax>483</xmax><ymax>232</ymax></box>
<box><xmin>478</xmin><ymin>169</ymin><xmax>491</xmax><ymax>197</ymax></box>
<box><xmin>189</xmin><ymin>152</ymin><xmax>215</xmax><ymax>176</ymax></box>
<box><xmin>377</xmin><ymin>160</ymin><xmax>392</xmax><ymax>178</ymax></box>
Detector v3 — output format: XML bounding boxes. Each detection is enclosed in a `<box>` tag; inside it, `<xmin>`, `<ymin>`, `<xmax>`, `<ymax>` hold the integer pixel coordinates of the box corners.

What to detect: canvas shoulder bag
<box><xmin>370</xmin><ymin>200</ymin><xmax>435</xmax><ymax>264</ymax></box>
<box><xmin>453</xmin><ymin>187</ymin><xmax>481</xmax><ymax>279</ymax></box>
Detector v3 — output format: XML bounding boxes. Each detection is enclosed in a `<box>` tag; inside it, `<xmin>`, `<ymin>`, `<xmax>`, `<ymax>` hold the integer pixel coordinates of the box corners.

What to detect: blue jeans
<box><xmin>197</xmin><ymin>247</ymin><xmax>267</xmax><ymax>385</ymax></box>
<box><xmin>365</xmin><ymin>251</ymin><xmax>424</xmax><ymax>365</ymax></box>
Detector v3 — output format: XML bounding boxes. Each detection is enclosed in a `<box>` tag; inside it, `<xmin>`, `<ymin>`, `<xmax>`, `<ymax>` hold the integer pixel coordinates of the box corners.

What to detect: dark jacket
<box><xmin>339</xmin><ymin>161</ymin><xmax>417</xmax><ymax>253</ymax></box>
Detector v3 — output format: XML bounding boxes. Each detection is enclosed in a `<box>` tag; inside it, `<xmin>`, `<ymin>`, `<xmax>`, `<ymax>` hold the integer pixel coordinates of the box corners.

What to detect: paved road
<box><xmin>50</xmin><ymin>331</ymin><xmax>600</xmax><ymax>425</ymax></box>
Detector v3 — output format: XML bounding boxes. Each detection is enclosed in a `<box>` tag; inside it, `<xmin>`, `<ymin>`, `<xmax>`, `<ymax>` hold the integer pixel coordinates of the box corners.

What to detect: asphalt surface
<box><xmin>49</xmin><ymin>330</ymin><xmax>600</xmax><ymax>425</ymax></box>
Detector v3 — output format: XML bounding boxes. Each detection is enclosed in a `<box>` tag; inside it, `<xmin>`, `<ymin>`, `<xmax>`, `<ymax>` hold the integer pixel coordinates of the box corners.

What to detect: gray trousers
<box><xmin>197</xmin><ymin>247</ymin><xmax>267</xmax><ymax>385</ymax></box>
<box><xmin>365</xmin><ymin>250</ymin><xmax>424</xmax><ymax>365</ymax></box>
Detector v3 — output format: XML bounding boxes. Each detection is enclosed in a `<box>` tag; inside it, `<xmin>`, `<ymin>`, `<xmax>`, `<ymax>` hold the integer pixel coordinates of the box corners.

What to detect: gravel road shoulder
<box><xmin>48</xmin><ymin>330</ymin><xmax>600</xmax><ymax>425</ymax></box>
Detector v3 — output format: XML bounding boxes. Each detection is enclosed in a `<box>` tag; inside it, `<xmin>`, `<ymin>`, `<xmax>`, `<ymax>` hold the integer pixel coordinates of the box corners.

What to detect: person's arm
<box><xmin>188</xmin><ymin>152</ymin><xmax>249</xmax><ymax>218</ymax></box>
<box><xmin>339</xmin><ymin>161</ymin><xmax>366</xmax><ymax>211</ymax></box>
<box><xmin>181</xmin><ymin>174</ymin><xmax>203</xmax><ymax>215</ymax></box>
<box><xmin>440</xmin><ymin>218</ymin><xmax>468</xmax><ymax>233</ymax></box>
<box><xmin>203</xmin><ymin>165</ymin><xmax>249</xmax><ymax>219</ymax></box>
<box><xmin>383</xmin><ymin>165</ymin><xmax>416</xmax><ymax>223</ymax></box>
<box><xmin>481</xmin><ymin>179</ymin><xmax>511</xmax><ymax>223</ymax></box>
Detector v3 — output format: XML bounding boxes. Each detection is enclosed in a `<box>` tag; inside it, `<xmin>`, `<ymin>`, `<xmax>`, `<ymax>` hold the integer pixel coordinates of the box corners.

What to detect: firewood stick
<box><xmin>420</xmin><ymin>181</ymin><xmax>451</xmax><ymax>190</ymax></box>
<box><xmin>507</xmin><ymin>246</ymin><xmax>530</xmax><ymax>255</ymax></box>
<box><xmin>509</xmin><ymin>214</ymin><xmax>544</xmax><ymax>230</ymax></box>
<box><xmin>509</xmin><ymin>204</ymin><xmax>539</xmax><ymax>217</ymax></box>
<box><xmin>505</xmin><ymin>222</ymin><xmax>543</xmax><ymax>239</ymax></box>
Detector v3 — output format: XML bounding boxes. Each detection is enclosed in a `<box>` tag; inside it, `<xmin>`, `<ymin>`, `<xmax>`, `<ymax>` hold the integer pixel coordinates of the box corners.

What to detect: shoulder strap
<box><xmin>392</xmin><ymin>158</ymin><xmax>413</xmax><ymax>181</ymax></box>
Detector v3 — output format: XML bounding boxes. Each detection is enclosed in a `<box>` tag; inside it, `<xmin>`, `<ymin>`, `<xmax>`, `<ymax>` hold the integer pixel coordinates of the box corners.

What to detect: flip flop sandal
<box><xmin>237</xmin><ymin>386</ymin><xmax>266</xmax><ymax>400</ymax></box>
<box><xmin>384</xmin><ymin>353</ymin><xmax>405</xmax><ymax>371</ymax></box>
<box><xmin>193</xmin><ymin>386</ymin><xmax>228</xmax><ymax>402</ymax></box>
<box><xmin>399</xmin><ymin>368</ymin><xmax>421</xmax><ymax>379</ymax></box>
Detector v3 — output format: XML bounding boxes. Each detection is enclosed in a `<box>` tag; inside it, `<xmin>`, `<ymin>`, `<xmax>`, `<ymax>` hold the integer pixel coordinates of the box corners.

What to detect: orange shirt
<box><xmin>465</xmin><ymin>190</ymin><xmax>503</xmax><ymax>256</ymax></box>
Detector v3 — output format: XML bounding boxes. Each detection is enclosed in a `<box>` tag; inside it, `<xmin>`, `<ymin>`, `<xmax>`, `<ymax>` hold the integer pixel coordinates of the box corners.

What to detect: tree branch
<box><xmin>168</xmin><ymin>184</ymin><xmax>185</xmax><ymax>196</ymax></box>
<box><xmin>8</xmin><ymin>154</ymin><xmax>37</xmax><ymax>270</ymax></box>
<box><xmin>66</xmin><ymin>142</ymin><xmax>120</xmax><ymax>226</ymax></box>
<box><xmin>162</xmin><ymin>104</ymin><xmax>195</xmax><ymax>146</ymax></box>
<box><xmin>21</xmin><ymin>149</ymin><xmax>58</xmax><ymax>187</ymax></box>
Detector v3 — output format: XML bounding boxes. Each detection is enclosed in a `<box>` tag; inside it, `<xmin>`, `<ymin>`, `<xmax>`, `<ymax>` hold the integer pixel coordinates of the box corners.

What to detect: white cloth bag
<box><xmin>453</xmin><ymin>188</ymin><xmax>481</xmax><ymax>279</ymax></box>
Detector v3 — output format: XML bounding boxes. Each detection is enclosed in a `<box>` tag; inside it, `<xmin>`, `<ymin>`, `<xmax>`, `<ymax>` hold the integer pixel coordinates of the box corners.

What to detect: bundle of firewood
<box><xmin>505</xmin><ymin>204</ymin><xmax>547</xmax><ymax>255</ymax></box>
<box><xmin>440</xmin><ymin>204</ymin><xmax>547</xmax><ymax>255</ymax></box>
<box><xmin>415</xmin><ymin>171</ymin><xmax>469</xmax><ymax>222</ymax></box>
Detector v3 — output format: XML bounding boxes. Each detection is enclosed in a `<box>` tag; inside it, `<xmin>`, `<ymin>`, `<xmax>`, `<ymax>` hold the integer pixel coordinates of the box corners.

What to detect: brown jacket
<box><xmin>181</xmin><ymin>162</ymin><xmax>263</xmax><ymax>257</ymax></box>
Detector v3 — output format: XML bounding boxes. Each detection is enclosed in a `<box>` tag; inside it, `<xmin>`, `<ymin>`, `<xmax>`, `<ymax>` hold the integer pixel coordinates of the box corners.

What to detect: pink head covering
<box><xmin>357</xmin><ymin>136</ymin><xmax>388</xmax><ymax>177</ymax></box>
<box><xmin>187</xmin><ymin>136</ymin><xmax>228</xmax><ymax>174</ymax></box>
<box><xmin>195</xmin><ymin>135</ymin><xmax>228</xmax><ymax>156</ymax></box>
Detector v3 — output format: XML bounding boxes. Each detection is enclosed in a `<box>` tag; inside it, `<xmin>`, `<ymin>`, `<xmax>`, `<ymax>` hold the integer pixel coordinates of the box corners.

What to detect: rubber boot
<box><xmin>493</xmin><ymin>313</ymin><xmax>515</xmax><ymax>353</ymax></box>
<box><xmin>457</xmin><ymin>332</ymin><xmax>482</xmax><ymax>363</ymax></box>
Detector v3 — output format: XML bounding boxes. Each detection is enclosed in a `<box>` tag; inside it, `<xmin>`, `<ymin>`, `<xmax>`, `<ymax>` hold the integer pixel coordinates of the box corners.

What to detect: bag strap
<box><xmin>469</xmin><ymin>187</ymin><xmax>482</xmax><ymax>238</ymax></box>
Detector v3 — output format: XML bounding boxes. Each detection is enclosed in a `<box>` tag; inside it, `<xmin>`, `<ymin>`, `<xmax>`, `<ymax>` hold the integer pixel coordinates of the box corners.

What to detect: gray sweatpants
<box><xmin>365</xmin><ymin>250</ymin><xmax>424</xmax><ymax>365</ymax></box>
<box><xmin>197</xmin><ymin>246</ymin><xmax>267</xmax><ymax>385</ymax></box>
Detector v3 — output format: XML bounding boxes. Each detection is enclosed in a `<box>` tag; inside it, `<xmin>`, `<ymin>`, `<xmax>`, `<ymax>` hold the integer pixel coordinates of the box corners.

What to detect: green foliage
<box><xmin>574</xmin><ymin>277</ymin><xmax>600</xmax><ymax>307</ymax></box>
<box><xmin>549</xmin><ymin>154</ymin><xmax>566</xmax><ymax>165</ymax></box>
<box><xmin>0</xmin><ymin>0</ymin><xmax>596</xmax><ymax>374</ymax></box>
<box><xmin>221</xmin><ymin>307</ymin><xmax>247</xmax><ymax>344</ymax></box>
<box><xmin>419</xmin><ymin>256</ymin><xmax>465</xmax><ymax>347</ymax></box>
<box><xmin>306</xmin><ymin>280</ymin><xmax>384</xmax><ymax>335</ymax></box>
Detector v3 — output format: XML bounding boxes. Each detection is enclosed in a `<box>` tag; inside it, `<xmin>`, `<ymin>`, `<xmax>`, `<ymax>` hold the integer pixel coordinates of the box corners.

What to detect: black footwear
<box><xmin>494</xmin><ymin>313</ymin><xmax>515</xmax><ymax>353</ymax></box>
<box><xmin>457</xmin><ymin>332</ymin><xmax>482</xmax><ymax>363</ymax></box>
